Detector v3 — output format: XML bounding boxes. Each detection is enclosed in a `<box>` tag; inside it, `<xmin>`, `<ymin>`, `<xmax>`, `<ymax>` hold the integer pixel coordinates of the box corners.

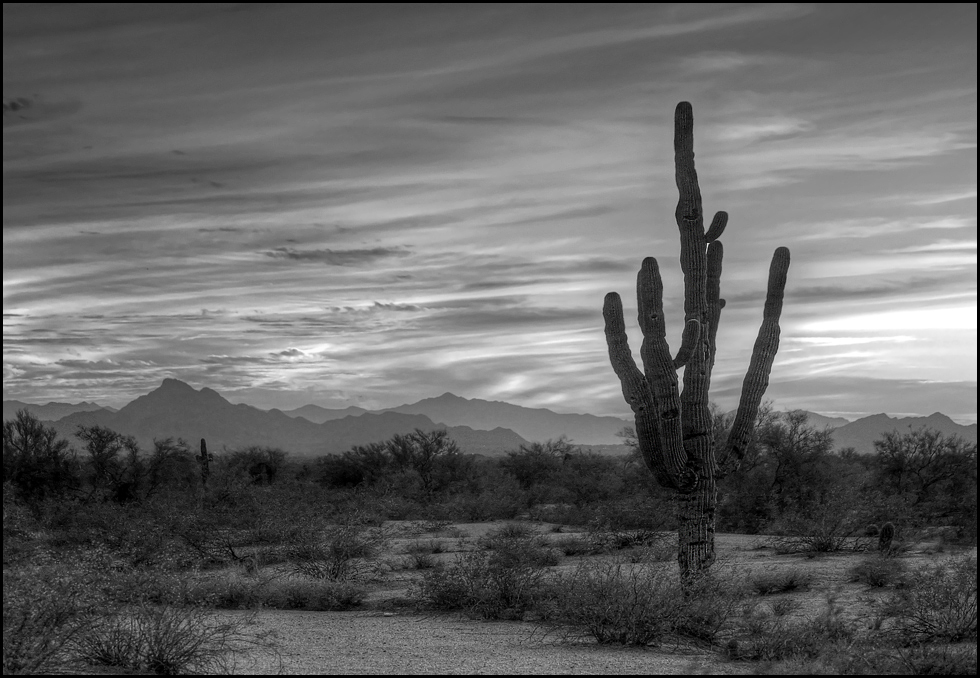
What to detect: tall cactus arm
<box><xmin>604</xmin><ymin>289</ymin><xmax>696</xmax><ymax>492</ymax></box>
<box><xmin>705</xmin><ymin>241</ymin><xmax>724</xmax><ymax>373</ymax></box>
<box><xmin>674</xmin><ymin>101</ymin><xmax>713</xmax><ymax>457</ymax></box>
<box><xmin>636</xmin><ymin>258</ymin><xmax>697</xmax><ymax>490</ymax></box>
<box><xmin>718</xmin><ymin>246</ymin><xmax>791</xmax><ymax>476</ymax></box>
<box><xmin>674</xmin><ymin>102</ymin><xmax>708</xmax><ymax>320</ymax></box>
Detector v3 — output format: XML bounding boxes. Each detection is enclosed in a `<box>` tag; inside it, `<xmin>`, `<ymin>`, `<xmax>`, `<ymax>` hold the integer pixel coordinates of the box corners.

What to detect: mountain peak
<box><xmin>158</xmin><ymin>378</ymin><xmax>196</xmax><ymax>393</ymax></box>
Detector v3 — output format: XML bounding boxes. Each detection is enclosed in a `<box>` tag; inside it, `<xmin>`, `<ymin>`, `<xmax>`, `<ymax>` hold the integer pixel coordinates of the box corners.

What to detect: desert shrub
<box><xmin>677</xmin><ymin>568</ymin><xmax>752</xmax><ymax>643</ymax></box>
<box><xmin>73</xmin><ymin>603</ymin><xmax>272</xmax><ymax>675</ymax></box>
<box><xmin>527</xmin><ymin>502</ymin><xmax>597</xmax><ymax>526</ymax></box>
<box><xmin>729</xmin><ymin>596</ymin><xmax>857</xmax><ymax>663</ymax></box>
<box><xmin>604</xmin><ymin>528</ymin><xmax>668</xmax><ymax>551</ymax></box>
<box><xmin>412</xmin><ymin>549</ymin><xmax>548</xmax><ymax>619</ymax></box>
<box><xmin>405</xmin><ymin>538</ymin><xmax>446</xmax><ymax>555</ymax></box>
<box><xmin>402</xmin><ymin>539</ymin><xmax>444</xmax><ymax>569</ymax></box>
<box><xmin>194</xmin><ymin>574</ymin><xmax>267</xmax><ymax>610</ymax></box>
<box><xmin>891</xmin><ymin>643</ymin><xmax>977</xmax><ymax>675</ymax></box>
<box><xmin>850</xmin><ymin>554</ymin><xmax>908</xmax><ymax>588</ymax></box>
<box><xmin>289</xmin><ymin>519</ymin><xmax>388</xmax><ymax>581</ymax></box>
<box><xmin>751</xmin><ymin>641</ymin><xmax>977</xmax><ymax>675</ymax></box>
<box><xmin>262</xmin><ymin>580</ymin><xmax>366</xmax><ymax>611</ymax></box>
<box><xmin>413</xmin><ymin>519</ymin><xmax>454</xmax><ymax>534</ymax></box>
<box><xmin>477</xmin><ymin>528</ymin><xmax>561</xmax><ymax>568</ymax></box>
<box><xmin>548</xmin><ymin>561</ymin><xmax>747</xmax><ymax>645</ymax></box>
<box><xmin>766</xmin><ymin>506</ymin><xmax>862</xmax><ymax>553</ymax></box>
<box><xmin>3</xmin><ymin>559</ymin><xmax>109</xmax><ymax>674</ymax></box>
<box><xmin>548</xmin><ymin>561</ymin><xmax>682</xmax><ymax>645</ymax></box>
<box><xmin>485</xmin><ymin>521</ymin><xmax>536</xmax><ymax>540</ymax></box>
<box><xmin>750</xmin><ymin>566</ymin><xmax>814</xmax><ymax>595</ymax></box>
<box><xmin>883</xmin><ymin>555</ymin><xmax>977</xmax><ymax>644</ymax></box>
<box><xmin>555</xmin><ymin>534</ymin><xmax>604</xmax><ymax>557</ymax></box>
<box><xmin>769</xmin><ymin>598</ymin><xmax>802</xmax><ymax>617</ymax></box>
<box><xmin>878</xmin><ymin>521</ymin><xmax>896</xmax><ymax>552</ymax></box>
<box><xmin>405</xmin><ymin>551</ymin><xmax>436</xmax><ymax>570</ymax></box>
<box><xmin>426</xmin><ymin>489</ymin><xmax>525</xmax><ymax>521</ymax></box>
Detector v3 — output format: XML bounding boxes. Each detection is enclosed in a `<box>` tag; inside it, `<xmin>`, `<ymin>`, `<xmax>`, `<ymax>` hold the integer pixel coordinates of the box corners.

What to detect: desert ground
<box><xmin>208</xmin><ymin>523</ymin><xmax>975</xmax><ymax>675</ymax></box>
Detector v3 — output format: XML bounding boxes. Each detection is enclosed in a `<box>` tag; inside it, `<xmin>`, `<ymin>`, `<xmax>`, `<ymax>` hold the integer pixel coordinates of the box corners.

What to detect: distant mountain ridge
<box><xmin>380</xmin><ymin>392</ymin><xmax>631</xmax><ymax>445</ymax></box>
<box><xmin>281</xmin><ymin>403</ymin><xmax>371</xmax><ymax>423</ymax></box>
<box><xmin>281</xmin><ymin>392</ymin><xmax>633</xmax><ymax>445</ymax></box>
<box><xmin>3</xmin><ymin>399</ymin><xmax>112</xmax><ymax>423</ymax></box>
<box><xmin>27</xmin><ymin>379</ymin><xmax>527</xmax><ymax>457</ymax></box>
<box><xmin>6</xmin><ymin>382</ymin><xmax>976</xmax><ymax>457</ymax></box>
<box><xmin>829</xmin><ymin>412</ymin><xmax>977</xmax><ymax>454</ymax></box>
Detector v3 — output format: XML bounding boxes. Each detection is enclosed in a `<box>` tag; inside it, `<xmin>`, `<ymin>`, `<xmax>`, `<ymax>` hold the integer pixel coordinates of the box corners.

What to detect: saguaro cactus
<box><xmin>198</xmin><ymin>438</ymin><xmax>212</xmax><ymax>491</ymax></box>
<box><xmin>603</xmin><ymin>102</ymin><xmax>790</xmax><ymax>580</ymax></box>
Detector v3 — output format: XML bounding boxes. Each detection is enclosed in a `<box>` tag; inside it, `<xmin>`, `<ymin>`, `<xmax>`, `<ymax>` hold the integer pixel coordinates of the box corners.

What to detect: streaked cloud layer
<box><xmin>4</xmin><ymin>4</ymin><xmax>976</xmax><ymax>424</ymax></box>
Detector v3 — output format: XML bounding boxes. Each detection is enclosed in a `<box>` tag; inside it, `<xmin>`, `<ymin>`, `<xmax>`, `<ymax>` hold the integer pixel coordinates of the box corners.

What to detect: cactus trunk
<box><xmin>603</xmin><ymin>102</ymin><xmax>790</xmax><ymax>581</ymax></box>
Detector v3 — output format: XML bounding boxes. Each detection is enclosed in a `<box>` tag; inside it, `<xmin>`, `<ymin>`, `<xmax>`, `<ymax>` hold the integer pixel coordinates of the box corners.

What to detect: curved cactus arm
<box><xmin>718</xmin><ymin>246</ymin><xmax>791</xmax><ymax>477</ymax></box>
<box><xmin>705</xmin><ymin>211</ymin><xmax>728</xmax><ymax>243</ymax></box>
<box><xmin>603</xmin><ymin>289</ymin><xmax>695</xmax><ymax>492</ymax></box>
<box><xmin>672</xmin><ymin>318</ymin><xmax>701</xmax><ymax>369</ymax></box>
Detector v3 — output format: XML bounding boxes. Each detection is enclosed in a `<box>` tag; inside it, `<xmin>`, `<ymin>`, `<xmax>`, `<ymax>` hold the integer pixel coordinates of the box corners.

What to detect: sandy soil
<box><xmin>227</xmin><ymin>610</ymin><xmax>749</xmax><ymax>675</ymax></box>
<box><xmin>213</xmin><ymin>525</ymin><xmax>974</xmax><ymax>675</ymax></box>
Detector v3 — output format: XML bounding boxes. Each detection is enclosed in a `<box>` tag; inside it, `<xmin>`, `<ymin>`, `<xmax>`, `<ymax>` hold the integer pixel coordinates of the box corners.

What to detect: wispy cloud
<box><xmin>3</xmin><ymin>5</ymin><xmax>976</xmax><ymax>423</ymax></box>
<box><xmin>264</xmin><ymin>246</ymin><xmax>410</xmax><ymax>265</ymax></box>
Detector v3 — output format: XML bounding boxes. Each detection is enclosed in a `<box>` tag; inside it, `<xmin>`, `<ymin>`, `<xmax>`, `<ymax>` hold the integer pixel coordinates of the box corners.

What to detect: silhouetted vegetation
<box><xmin>3</xmin><ymin>407</ymin><xmax>977</xmax><ymax>672</ymax></box>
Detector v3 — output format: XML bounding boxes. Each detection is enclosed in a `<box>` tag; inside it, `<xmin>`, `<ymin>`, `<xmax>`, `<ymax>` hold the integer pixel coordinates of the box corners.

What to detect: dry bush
<box><xmin>550</xmin><ymin>561</ymin><xmax>681</xmax><ymax>645</ymax></box>
<box><xmin>405</xmin><ymin>538</ymin><xmax>446</xmax><ymax>555</ymax></box>
<box><xmin>73</xmin><ymin>603</ymin><xmax>276</xmax><ymax>674</ymax></box>
<box><xmin>412</xmin><ymin>549</ymin><xmax>548</xmax><ymax>619</ymax></box>
<box><xmin>261</xmin><ymin>579</ymin><xmax>366</xmax><ymax>611</ymax></box>
<box><xmin>750</xmin><ymin>566</ymin><xmax>815</xmax><ymax>595</ymax></box>
<box><xmin>289</xmin><ymin>520</ymin><xmax>389</xmax><ymax>581</ymax></box>
<box><xmin>883</xmin><ymin>555</ymin><xmax>977</xmax><ymax>644</ymax></box>
<box><xmin>189</xmin><ymin>572</ymin><xmax>364</xmax><ymax>612</ymax></box>
<box><xmin>849</xmin><ymin>554</ymin><xmax>908</xmax><ymax>588</ymax></box>
<box><xmin>555</xmin><ymin>534</ymin><xmax>604</xmax><ymax>557</ymax></box>
<box><xmin>3</xmin><ymin>560</ymin><xmax>108</xmax><ymax>674</ymax></box>
<box><xmin>729</xmin><ymin>595</ymin><xmax>857</xmax><ymax>663</ymax></box>
<box><xmin>477</xmin><ymin>528</ymin><xmax>561</xmax><ymax>568</ymax></box>
<box><xmin>547</xmin><ymin>560</ymin><xmax>747</xmax><ymax>646</ymax></box>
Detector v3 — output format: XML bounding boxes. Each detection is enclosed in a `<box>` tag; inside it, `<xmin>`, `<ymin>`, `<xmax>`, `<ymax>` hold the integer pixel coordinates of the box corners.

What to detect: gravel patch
<box><xmin>227</xmin><ymin>610</ymin><xmax>747</xmax><ymax>675</ymax></box>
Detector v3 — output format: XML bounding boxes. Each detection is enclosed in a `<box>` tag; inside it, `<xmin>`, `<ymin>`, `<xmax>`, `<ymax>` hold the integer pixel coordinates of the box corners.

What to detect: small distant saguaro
<box><xmin>603</xmin><ymin>102</ymin><xmax>790</xmax><ymax>581</ymax></box>
<box><xmin>198</xmin><ymin>438</ymin><xmax>212</xmax><ymax>492</ymax></box>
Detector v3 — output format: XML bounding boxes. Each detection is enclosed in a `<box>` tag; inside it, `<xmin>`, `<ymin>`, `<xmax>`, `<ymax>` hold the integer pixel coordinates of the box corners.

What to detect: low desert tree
<box><xmin>873</xmin><ymin>427</ymin><xmax>976</xmax><ymax>504</ymax></box>
<box><xmin>2</xmin><ymin>410</ymin><xmax>79</xmax><ymax>503</ymax></box>
<box><xmin>224</xmin><ymin>446</ymin><xmax>289</xmax><ymax>485</ymax></box>
<box><xmin>317</xmin><ymin>429</ymin><xmax>462</xmax><ymax>496</ymax></box>
<box><xmin>75</xmin><ymin>424</ymin><xmax>141</xmax><ymax>502</ymax></box>
<box><xmin>500</xmin><ymin>437</ymin><xmax>574</xmax><ymax>490</ymax></box>
<box><xmin>387</xmin><ymin>428</ymin><xmax>464</xmax><ymax>497</ymax></box>
<box><xmin>871</xmin><ymin>426</ymin><xmax>977</xmax><ymax>538</ymax></box>
<box><xmin>602</xmin><ymin>102</ymin><xmax>790</xmax><ymax>580</ymax></box>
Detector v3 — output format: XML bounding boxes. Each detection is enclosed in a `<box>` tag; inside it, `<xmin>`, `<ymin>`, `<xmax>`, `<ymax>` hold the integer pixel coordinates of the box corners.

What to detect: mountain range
<box><xmin>12</xmin><ymin>379</ymin><xmax>526</xmax><ymax>457</ymax></box>
<box><xmin>4</xmin><ymin>379</ymin><xmax>976</xmax><ymax>457</ymax></box>
<box><xmin>282</xmin><ymin>392</ymin><xmax>630</xmax><ymax>446</ymax></box>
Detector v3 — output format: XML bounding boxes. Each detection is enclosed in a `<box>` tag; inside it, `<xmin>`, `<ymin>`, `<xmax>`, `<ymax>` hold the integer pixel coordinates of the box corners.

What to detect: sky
<box><xmin>3</xmin><ymin>4</ymin><xmax>977</xmax><ymax>424</ymax></box>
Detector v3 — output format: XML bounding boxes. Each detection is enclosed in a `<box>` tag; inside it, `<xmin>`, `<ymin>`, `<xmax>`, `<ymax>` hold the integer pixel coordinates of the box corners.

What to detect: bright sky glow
<box><xmin>3</xmin><ymin>4</ymin><xmax>977</xmax><ymax>424</ymax></box>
